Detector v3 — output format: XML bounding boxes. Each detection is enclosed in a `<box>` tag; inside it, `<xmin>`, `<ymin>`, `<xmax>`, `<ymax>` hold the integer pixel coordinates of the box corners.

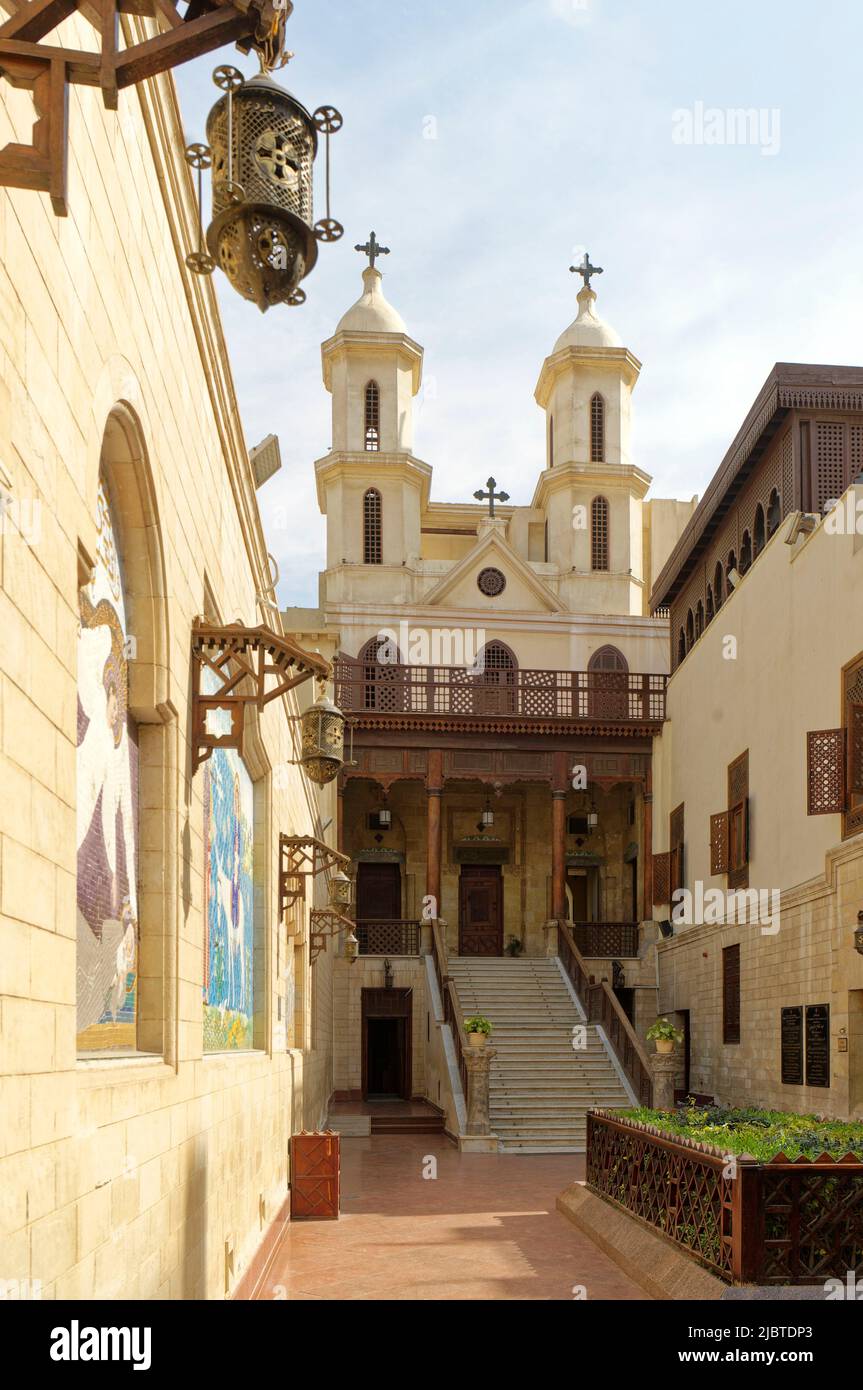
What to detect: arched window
<box><xmin>476</xmin><ymin>640</ymin><xmax>517</xmax><ymax>714</ymax></box>
<box><xmin>767</xmin><ymin>488</ymin><xmax>781</xmax><ymax>538</ymax></box>
<box><xmin>359</xmin><ymin>634</ymin><xmax>404</xmax><ymax>711</ymax></box>
<box><xmin>364</xmin><ymin>380</ymin><xmax>380</xmax><ymax>451</ymax></box>
<box><xmin>740</xmin><ymin>531</ymin><xmax>752</xmax><ymax>575</ymax></box>
<box><xmin>714</xmin><ymin>561</ymin><xmax>724</xmax><ymax>611</ymax></box>
<box><xmin>590</xmin><ymin>393</ymin><xmax>605</xmax><ymax>463</ymax></box>
<box><xmin>753</xmin><ymin>504</ymin><xmax>765</xmax><ymax>558</ymax></box>
<box><xmin>363</xmin><ymin>488</ymin><xmax>382</xmax><ymax>565</ymax></box>
<box><xmin>591</xmin><ymin>495</ymin><xmax>609</xmax><ymax>570</ymax></box>
<box><xmin>695</xmin><ymin>601</ymin><xmax>704</xmax><ymax>639</ymax></box>
<box><xmin>677</xmin><ymin>629</ymin><xmax>687</xmax><ymax>665</ymax></box>
<box><xmin>588</xmin><ymin>645</ymin><xmax>628</xmax><ymax>717</ymax></box>
<box><xmin>686</xmin><ymin>609</ymin><xmax>694</xmax><ymax>652</ymax></box>
<box><xmin>548</xmin><ymin>415</ymin><xmax>554</xmax><ymax>468</ymax></box>
<box><xmin>706</xmin><ymin>584</ymin><xmax>714</xmax><ymax>624</ymax></box>
<box><xmin>588</xmin><ymin>645</ymin><xmax>628</xmax><ymax>673</ymax></box>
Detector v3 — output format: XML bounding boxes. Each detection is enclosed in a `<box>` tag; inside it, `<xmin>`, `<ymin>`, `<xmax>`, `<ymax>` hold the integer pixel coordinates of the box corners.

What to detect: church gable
<box><xmin>421</xmin><ymin>533</ymin><xmax>563</xmax><ymax>613</ymax></box>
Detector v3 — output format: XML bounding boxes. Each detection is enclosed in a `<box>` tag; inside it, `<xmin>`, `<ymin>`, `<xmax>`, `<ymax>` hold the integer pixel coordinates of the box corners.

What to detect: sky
<box><xmin>175</xmin><ymin>0</ymin><xmax>863</xmax><ymax>607</ymax></box>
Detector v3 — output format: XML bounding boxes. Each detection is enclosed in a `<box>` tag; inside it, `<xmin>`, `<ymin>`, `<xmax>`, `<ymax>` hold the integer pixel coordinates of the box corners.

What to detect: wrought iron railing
<box><xmin>573</xmin><ymin>921</ymin><xmax>640</xmax><ymax>958</ymax></box>
<box><xmin>355</xmin><ymin>920</ymin><xmax>420</xmax><ymax>955</ymax></box>
<box><xmin>558</xmin><ymin>922</ymin><xmax>653</xmax><ymax>1106</ymax></box>
<box><xmin>335</xmin><ymin>659</ymin><xmax>667</xmax><ymax>723</ymax></box>
<box><xmin>587</xmin><ymin>1111</ymin><xmax>863</xmax><ymax>1284</ymax></box>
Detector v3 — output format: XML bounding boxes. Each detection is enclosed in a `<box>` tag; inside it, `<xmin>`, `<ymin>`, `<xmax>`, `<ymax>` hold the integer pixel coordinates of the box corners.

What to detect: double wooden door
<box><xmin>458</xmin><ymin>865</ymin><xmax>503</xmax><ymax>956</ymax></box>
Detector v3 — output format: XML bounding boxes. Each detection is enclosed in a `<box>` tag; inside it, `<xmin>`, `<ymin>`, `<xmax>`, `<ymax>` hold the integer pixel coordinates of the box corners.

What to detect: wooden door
<box><xmin>356</xmin><ymin>861</ymin><xmax>401</xmax><ymax>920</ymax></box>
<box><xmin>458</xmin><ymin>865</ymin><xmax>502</xmax><ymax>956</ymax></box>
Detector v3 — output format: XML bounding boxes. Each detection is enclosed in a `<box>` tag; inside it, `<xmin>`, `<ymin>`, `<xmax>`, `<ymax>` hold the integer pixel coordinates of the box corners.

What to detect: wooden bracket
<box><xmin>279</xmin><ymin>834</ymin><xmax>349</xmax><ymax>917</ymax></box>
<box><xmin>309</xmin><ymin>908</ymin><xmax>354</xmax><ymax>964</ymax></box>
<box><xmin>191</xmin><ymin>619</ymin><xmax>331</xmax><ymax>773</ymax></box>
<box><xmin>0</xmin><ymin>0</ymin><xmax>274</xmax><ymax>213</ymax></box>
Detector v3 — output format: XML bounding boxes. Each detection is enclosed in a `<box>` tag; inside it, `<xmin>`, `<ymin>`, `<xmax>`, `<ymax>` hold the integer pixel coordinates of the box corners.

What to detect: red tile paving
<box><xmin>251</xmin><ymin>1134</ymin><xmax>647</xmax><ymax>1301</ymax></box>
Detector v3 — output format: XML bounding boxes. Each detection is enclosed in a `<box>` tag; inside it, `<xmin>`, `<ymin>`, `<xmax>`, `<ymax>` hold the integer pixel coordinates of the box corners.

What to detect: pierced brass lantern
<box><xmin>328</xmin><ymin>870</ymin><xmax>352</xmax><ymax>909</ymax></box>
<box><xmin>300</xmin><ymin>686</ymin><xmax>346</xmax><ymax>786</ymax></box>
<box><xmin>344</xmin><ymin>929</ymin><xmax>360</xmax><ymax>964</ymax></box>
<box><xmin>188</xmin><ymin>65</ymin><xmax>343</xmax><ymax>312</ymax></box>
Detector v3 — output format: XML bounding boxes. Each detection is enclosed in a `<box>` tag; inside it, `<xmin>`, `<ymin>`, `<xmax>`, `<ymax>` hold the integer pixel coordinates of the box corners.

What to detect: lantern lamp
<box><xmin>377</xmin><ymin>800</ymin><xmax>392</xmax><ymax>829</ymax></box>
<box><xmin>480</xmin><ymin>798</ymin><xmax>494</xmax><ymax>829</ymax></box>
<box><xmin>300</xmin><ymin>682</ymin><xmax>346</xmax><ymax>786</ymax></box>
<box><xmin>587</xmin><ymin>808</ymin><xmax>599</xmax><ymax>831</ymax></box>
<box><xmin>186</xmin><ymin>62</ymin><xmax>343</xmax><ymax>312</ymax></box>
<box><xmin>344</xmin><ymin>929</ymin><xmax>360</xmax><ymax>964</ymax></box>
<box><xmin>328</xmin><ymin>869</ymin><xmax>352</xmax><ymax>909</ymax></box>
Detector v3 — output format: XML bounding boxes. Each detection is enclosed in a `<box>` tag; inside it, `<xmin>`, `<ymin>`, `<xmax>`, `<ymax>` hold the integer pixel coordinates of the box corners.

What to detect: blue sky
<box><xmin>175</xmin><ymin>0</ymin><xmax>863</xmax><ymax>606</ymax></box>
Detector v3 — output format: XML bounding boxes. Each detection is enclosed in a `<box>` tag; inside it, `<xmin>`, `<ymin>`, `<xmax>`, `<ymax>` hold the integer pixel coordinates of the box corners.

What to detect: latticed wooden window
<box><xmin>710</xmin><ymin>811</ymin><xmax>729</xmax><ymax>875</ymax></box>
<box><xmin>706</xmin><ymin>584</ymin><xmax>714</xmax><ymax>624</ymax></box>
<box><xmin>740</xmin><ymin>530</ymin><xmax>752</xmax><ymax>574</ymax></box>
<box><xmin>808</xmin><ymin>656</ymin><xmax>863</xmax><ymax>833</ymax></box>
<box><xmin>652</xmin><ymin>851</ymin><xmax>670</xmax><ymax>906</ymax></box>
<box><xmin>364</xmin><ymin>381</ymin><xmax>380</xmax><ymax>452</ymax></box>
<box><xmin>695</xmin><ymin>602</ymin><xmax>704</xmax><ymax>640</ymax></box>
<box><xmin>685</xmin><ymin>609</ymin><xmax>694</xmax><ymax>652</ymax></box>
<box><xmin>814</xmin><ymin>421</ymin><xmax>846</xmax><ymax>514</ymax></box>
<box><xmin>754</xmin><ymin>505</ymin><xmax>765</xmax><ymax>557</ymax></box>
<box><xmin>363</xmin><ymin>488</ymin><xmax>382</xmax><ymax>564</ymax></box>
<box><xmin>714</xmin><ymin>561</ymin><xmax>724</xmax><ymax>610</ymax></box>
<box><xmin>669</xmin><ymin>803</ymin><xmax>685</xmax><ymax>899</ymax></box>
<box><xmin>766</xmin><ymin>489</ymin><xmax>781</xmax><ymax>538</ymax></box>
<box><xmin>591</xmin><ymin>496</ymin><xmax>609</xmax><ymax>570</ymax></box>
<box><xmin>722</xmin><ymin>944</ymin><xmax>741</xmax><ymax>1045</ymax></box>
<box><xmin>590</xmin><ymin>394</ymin><xmax>605</xmax><ymax>462</ymax></box>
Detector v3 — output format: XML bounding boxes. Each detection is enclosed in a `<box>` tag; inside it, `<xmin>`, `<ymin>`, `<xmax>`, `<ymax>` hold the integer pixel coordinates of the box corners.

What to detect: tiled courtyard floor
<box><xmin>250</xmin><ymin>1134</ymin><xmax>647</xmax><ymax>1301</ymax></box>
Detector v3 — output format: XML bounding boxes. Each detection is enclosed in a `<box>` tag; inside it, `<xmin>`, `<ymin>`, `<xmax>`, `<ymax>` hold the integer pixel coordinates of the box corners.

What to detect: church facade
<box><xmin>286</xmin><ymin>257</ymin><xmax>695</xmax><ymax>1106</ymax></box>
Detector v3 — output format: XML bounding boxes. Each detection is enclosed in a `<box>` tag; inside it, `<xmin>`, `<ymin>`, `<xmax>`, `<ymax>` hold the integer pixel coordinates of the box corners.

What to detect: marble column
<box><xmin>464</xmin><ymin>1045</ymin><xmax>496</xmax><ymax>1135</ymax></box>
<box><xmin>650</xmin><ymin>1051</ymin><xmax>683</xmax><ymax>1111</ymax></box>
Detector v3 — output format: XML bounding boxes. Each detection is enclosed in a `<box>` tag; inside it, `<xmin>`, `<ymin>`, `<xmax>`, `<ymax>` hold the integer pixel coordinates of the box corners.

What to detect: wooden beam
<box><xmin>113</xmin><ymin>6</ymin><xmax>254</xmax><ymax>87</ymax></box>
<box><xmin>0</xmin><ymin>0</ymin><xmax>78</xmax><ymax>42</ymax></box>
<box><xmin>0</xmin><ymin>38</ymin><xmax>101</xmax><ymax>84</ymax></box>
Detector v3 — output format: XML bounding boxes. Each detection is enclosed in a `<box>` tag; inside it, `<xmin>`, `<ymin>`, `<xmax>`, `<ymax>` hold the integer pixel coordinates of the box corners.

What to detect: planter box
<box><xmin>586</xmin><ymin>1110</ymin><xmax>863</xmax><ymax>1285</ymax></box>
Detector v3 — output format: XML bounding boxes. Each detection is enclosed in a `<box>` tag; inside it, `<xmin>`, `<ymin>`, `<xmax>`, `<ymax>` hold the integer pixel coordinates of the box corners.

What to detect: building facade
<box><xmin>0</xmin><ymin>25</ymin><xmax>338</xmax><ymax>1300</ymax></box>
<box><xmin>650</xmin><ymin>364</ymin><xmax>863</xmax><ymax>1118</ymax></box>
<box><xmin>286</xmin><ymin>262</ymin><xmax>695</xmax><ymax>1106</ymax></box>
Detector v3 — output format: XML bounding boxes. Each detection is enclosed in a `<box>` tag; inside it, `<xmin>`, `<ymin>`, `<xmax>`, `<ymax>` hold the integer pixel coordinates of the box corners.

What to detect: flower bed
<box><xmin>622</xmin><ymin>1104</ymin><xmax>863</xmax><ymax>1163</ymax></box>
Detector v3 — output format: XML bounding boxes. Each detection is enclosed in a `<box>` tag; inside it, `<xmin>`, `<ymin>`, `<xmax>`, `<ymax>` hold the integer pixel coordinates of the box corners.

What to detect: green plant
<box><xmin>504</xmin><ymin>935</ymin><xmax>524</xmax><ymax>957</ymax></box>
<box><xmin>646</xmin><ymin>1017</ymin><xmax>683</xmax><ymax>1044</ymax></box>
<box><xmin>464</xmin><ymin>1015</ymin><xmax>493</xmax><ymax>1036</ymax></box>
<box><xmin>621</xmin><ymin>1105</ymin><xmax>863</xmax><ymax>1162</ymax></box>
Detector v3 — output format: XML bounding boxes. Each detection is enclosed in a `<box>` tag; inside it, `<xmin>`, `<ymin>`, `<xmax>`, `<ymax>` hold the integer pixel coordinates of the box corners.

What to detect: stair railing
<box><xmin>558</xmin><ymin>920</ymin><xmax>653</xmax><ymax>1107</ymax></box>
<box><xmin>432</xmin><ymin>921</ymin><xmax>468</xmax><ymax>1096</ymax></box>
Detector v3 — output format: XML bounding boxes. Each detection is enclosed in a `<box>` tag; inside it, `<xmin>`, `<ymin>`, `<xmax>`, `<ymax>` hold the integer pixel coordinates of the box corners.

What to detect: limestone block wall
<box><xmin>332</xmin><ymin>956</ymin><xmax>428</xmax><ymax>1100</ymax></box>
<box><xmin>0</xmin><ymin>22</ymin><xmax>334</xmax><ymax>1301</ymax></box>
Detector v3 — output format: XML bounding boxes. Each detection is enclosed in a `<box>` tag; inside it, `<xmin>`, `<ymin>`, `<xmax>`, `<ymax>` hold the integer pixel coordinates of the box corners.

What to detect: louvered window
<box><xmin>710</xmin><ymin>752</ymin><xmax>750</xmax><ymax>886</ymax></box>
<box><xmin>669</xmin><ymin>803</ymin><xmax>685</xmax><ymax>899</ymax></box>
<box><xmin>590</xmin><ymin>394</ymin><xmax>605</xmax><ymax>463</ymax></box>
<box><xmin>806</xmin><ymin>656</ymin><xmax>863</xmax><ymax>834</ymax></box>
<box><xmin>591</xmin><ymin>496</ymin><xmax>609</xmax><ymax>570</ymax></box>
<box><xmin>364</xmin><ymin>381</ymin><xmax>380</xmax><ymax>452</ymax></box>
<box><xmin>722</xmin><ymin>944</ymin><xmax>741</xmax><ymax>1045</ymax></box>
<box><xmin>363</xmin><ymin>488</ymin><xmax>382</xmax><ymax>564</ymax></box>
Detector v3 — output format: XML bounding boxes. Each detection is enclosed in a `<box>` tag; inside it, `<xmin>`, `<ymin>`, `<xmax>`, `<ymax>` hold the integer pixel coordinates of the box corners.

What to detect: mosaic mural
<box><xmin>202</xmin><ymin>667</ymin><xmax>254</xmax><ymax>1050</ymax></box>
<box><xmin>76</xmin><ymin>477</ymin><xmax>139</xmax><ymax>1051</ymax></box>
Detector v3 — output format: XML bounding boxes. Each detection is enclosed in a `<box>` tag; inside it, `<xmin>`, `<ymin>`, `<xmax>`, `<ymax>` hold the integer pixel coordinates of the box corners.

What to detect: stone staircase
<box><xmin>446</xmin><ymin>956</ymin><xmax>633</xmax><ymax>1152</ymax></box>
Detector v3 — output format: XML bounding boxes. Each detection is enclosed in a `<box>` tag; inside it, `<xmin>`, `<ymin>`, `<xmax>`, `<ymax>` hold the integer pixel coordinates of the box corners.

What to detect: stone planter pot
<box><xmin>654</xmin><ymin>1039</ymin><xmax>674</xmax><ymax>1055</ymax></box>
<box><xmin>468</xmin><ymin>1032</ymin><xmax>488</xmax><ymax>1050</ymax></box>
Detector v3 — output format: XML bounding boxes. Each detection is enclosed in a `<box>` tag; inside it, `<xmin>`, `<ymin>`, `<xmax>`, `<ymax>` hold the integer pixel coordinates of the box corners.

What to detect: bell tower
<box><xmin>316</xmin><ymin>237</ymin><xmax>429</xmax><ymax>571</ymax></box>
<box><xmin>532</xmin><ymin>255</ymin><xmax>649</xmax><ymax>615</ymax></box>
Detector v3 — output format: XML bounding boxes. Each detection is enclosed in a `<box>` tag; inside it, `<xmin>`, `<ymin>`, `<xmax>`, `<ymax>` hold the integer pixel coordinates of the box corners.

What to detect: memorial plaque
<box><xmin>781</xmin><ymin>1006</ymin><xmax>804</xmax><ymax>1086</ymax></box>
<box><xmin>805</xmin><ymin>1004</ymin><xmax>830</xmax><ymax>1088</ymax></box>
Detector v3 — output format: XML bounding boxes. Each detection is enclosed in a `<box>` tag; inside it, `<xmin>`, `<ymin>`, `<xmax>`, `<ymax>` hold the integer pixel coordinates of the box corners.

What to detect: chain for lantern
<box><xmin>213</xmin><ymin>65</ymin><xmax>245</xmax><ymax>205</ymax></box>
<box><xmin>312</xmin><ymin>105</ymin><xmax>344</xmax><ymax>245</ymax></box>
<box><xmin>184</xmin><ymin>144</ymin><xmax>215</xmax><ymax>277</ymax></box>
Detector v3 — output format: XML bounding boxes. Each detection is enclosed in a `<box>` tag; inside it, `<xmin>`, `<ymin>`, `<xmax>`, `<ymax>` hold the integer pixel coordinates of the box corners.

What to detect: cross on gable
<box><xmin>473</xmin><ymin>477</ymin><xmax>510</xmax><ymax>519</ymax></box>
<box><xmin>354</xmin><ymin>231</ymin><xmax>390</xmax><ymax>270</ymax></box>
<box><xmin>569</xmin><ymin>251</ymin><xmax>603</xmax><ymax>289</ymax></box>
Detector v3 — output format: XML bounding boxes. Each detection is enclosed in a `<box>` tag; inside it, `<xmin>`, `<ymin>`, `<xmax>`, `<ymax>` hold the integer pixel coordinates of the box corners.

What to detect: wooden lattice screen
<box><xmin>652</xmin><ymin>851</ymin><xmax>670</xmax><ymax>905</ymax></box>
<box><xmin>807</xmin><ymin>729</ymin><xmax>845</xmax><ymax>815</ymax></box>
<box><xmin>727</xmin><ymin>751</ymin><xmax>749</xmax><ymax>891</ymax></box>
<box><xmin>710</xmin><ymin>811</ymin><xmax>729</xmax><ymax>876</ymax></box>
<box><xmin>722</xmin><ymin>943</ymin><xmax>741</xmax><ymax>1045</ymax></box>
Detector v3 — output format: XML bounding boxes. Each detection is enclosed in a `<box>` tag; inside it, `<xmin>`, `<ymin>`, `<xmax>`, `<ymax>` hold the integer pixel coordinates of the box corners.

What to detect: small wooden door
<box><xmin>458</xmin><ymin>865</ymin><xmax>503</xmax><ymax>956</ymax></box>
<box><xmin>356</xmin><ymin>861</ymin><xmax>401</xmax><ymax>919</ymax></box>
<box><xmin>362</xmin><ymin>988</ymin><xmax>412</xmax><ymax>1100</ymax></box>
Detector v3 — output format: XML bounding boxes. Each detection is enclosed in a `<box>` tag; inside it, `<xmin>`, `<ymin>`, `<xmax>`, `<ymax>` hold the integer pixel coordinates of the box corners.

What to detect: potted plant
<box><xmin>646</xmin><ymin>1017</ymin><xmax>683</xmax><ymax>1055</ymax></box>
<box><xmin>464</xmin><ymin>1015</ymin><xmax>493</xmax><ymax>1050</ymax></box>
<box><xmin>504</xmin><ymin>935</ymin><xmax>524</xmax><ymax>957</ymax></box>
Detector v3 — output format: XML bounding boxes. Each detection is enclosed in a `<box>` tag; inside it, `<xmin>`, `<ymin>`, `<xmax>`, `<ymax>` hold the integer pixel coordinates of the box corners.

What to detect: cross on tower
<box><xmin>354</xmin><ymin>231</ymin><xmax>390</xmax><ymax>270</ymax></box>
<box><xmin>473</xmin><ymin>476</ymin><xmax>510</xmax><ymax>518</ymax></box>
<box><xmin>569</xmin><ymin>251</ymin><xmax>603</xmax><ymax>289</ymax></box>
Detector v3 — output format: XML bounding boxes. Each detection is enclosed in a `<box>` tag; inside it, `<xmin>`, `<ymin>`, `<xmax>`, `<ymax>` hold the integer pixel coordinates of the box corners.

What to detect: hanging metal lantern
<box><xmin>343</xmin><ymin>929</ymin><xmax>359</xmax><ymax>964</ymax></box>
<box><xmin>300</xmin><ymin>685</ymin><xmax>346</xmax><ymax>786</ymax></box>
<box><xmin>186</xmin><ymin>63</ymin><xmax>343</xmax><ymax>312</ymax></box>
<box><xmin>328</xmin><ymin>870</ymin><xmax>352</xmax><ymax>909</ymax></box>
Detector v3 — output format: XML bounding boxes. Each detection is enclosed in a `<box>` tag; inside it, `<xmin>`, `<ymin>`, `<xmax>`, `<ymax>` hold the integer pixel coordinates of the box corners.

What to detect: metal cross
<box><xmin>355</xmin><ymin>231</ymin><xmax>390</xmax><ymax>270</ymax></box>
<box><xmin>473</xmin><ymin>476</ymin><xmax>510</xmax><ymax>518</ymax></box>
<box><xmin>569</xmin><ymin>251</ymin><xmax>603</xmax><ymax>289</ymax></box>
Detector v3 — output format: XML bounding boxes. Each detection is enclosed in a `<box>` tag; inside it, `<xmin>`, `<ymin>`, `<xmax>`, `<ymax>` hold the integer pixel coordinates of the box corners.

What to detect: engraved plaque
<box><xmin>781</xmin><ymin>1006</ymin><xmax>803</xmax><ymax>1086</ymax></box>
<box><xmin>805</xmin><ymin>1004</ymin><xmax>830</xmax><ymax>1088</ymax></box>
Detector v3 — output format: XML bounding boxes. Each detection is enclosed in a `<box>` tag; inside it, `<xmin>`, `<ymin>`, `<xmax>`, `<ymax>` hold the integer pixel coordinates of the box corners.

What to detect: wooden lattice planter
<box><xmin>587</xmin><ymin>1110</ymin><xmax>863</xmax><ymax>1285</ymax></box>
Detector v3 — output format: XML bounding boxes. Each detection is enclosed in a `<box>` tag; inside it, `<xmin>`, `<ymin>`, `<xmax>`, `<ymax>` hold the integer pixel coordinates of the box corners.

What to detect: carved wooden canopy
<box><xmin>191</xmin><ymin>619</ymin><xmax>331</xmax><ymax>771</ymax></box>
<box><xmin>279</xmin><ymin>833</ymin><xmax>349</xmax><ymax>916</ymax></box>
<box><xmin>0</xmin><ymin>0</ymin><xmax>290</xmax><ymax>214</ymax></box>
